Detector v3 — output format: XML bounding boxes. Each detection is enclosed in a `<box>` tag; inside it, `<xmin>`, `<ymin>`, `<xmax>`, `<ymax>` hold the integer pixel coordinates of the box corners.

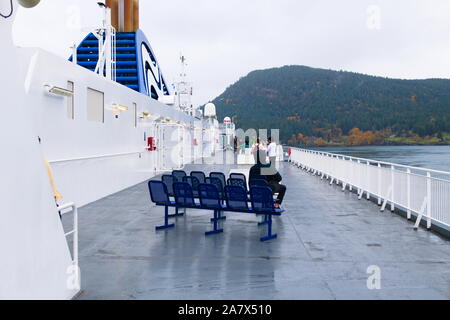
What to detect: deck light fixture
<box><xmin>112</xmin><ymin>103</ymin><xmax>129</xmax><ymax>111</ymax></box>
<box><xmin>44</xmin><ymin>84</ymin><xmax>74</xmax><ymax>97</ymax></box>
<box><xmin>139</xmin><ymin>111</ymin><xmax>156</xmax><ymax>119</ymax></box>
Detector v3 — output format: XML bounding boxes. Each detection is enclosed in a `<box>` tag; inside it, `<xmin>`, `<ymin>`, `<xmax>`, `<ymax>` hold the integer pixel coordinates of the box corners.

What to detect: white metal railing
<box><xmin>289</xmin><ymin>147</ymin><xmax>450</xmax><ymax>231</ymax></box>
<box><xmin>58</xmin><ymin>202</ymin><xmax>79</xmax><ymax>268</ymax></box>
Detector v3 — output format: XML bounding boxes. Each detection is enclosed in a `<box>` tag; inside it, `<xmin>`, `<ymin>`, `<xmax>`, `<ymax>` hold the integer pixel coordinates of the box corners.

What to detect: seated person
<box><xmin>249</xmin><ymin>150</ymin><xmax>286</xmax><ymax>208</ymax></box>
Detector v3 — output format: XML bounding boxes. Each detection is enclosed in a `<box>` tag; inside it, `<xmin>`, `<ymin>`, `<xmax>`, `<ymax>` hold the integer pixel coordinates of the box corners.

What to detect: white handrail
<box><xmin>289</xmin><ymin>147</ymin><xmax>450</xmax><ymax>231</ymax></box>
<box><xmin>294</xmin><ymin>148</ymin><xmax>450</xmax><ymax>177</ymax></box>
<box><xmin>58</xmin><ymin>202</ymin><xmax>78</xmax><ymax>268</ymax></box>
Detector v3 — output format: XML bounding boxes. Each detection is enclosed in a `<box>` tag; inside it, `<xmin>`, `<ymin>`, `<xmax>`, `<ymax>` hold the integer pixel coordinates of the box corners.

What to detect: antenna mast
<box><xmin>175</xmin><ymin>53</ymin><xmax>194</xmax><ymax>116</ymax></box>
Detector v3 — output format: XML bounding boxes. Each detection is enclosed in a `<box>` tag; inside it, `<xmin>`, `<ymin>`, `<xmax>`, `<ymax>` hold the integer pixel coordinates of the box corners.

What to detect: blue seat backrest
<box><xmin>183</xmin><ymin>176</ymin><xmax>200</xmax><ymax>192</ymax></box>
<box><xmin>190</xmin><ymin>171</ymin><xmax>206</xmax><ymax>184</ymax></box>
<box><xmin>148</xmin><ymin>181</ymin><xmax>170</xmax><ymax>205</ymax></box>
<box><xmin>172</xmin><ymin>170</ymin><xmax>187</xmax><ymax>182</ymax></box>
<box><xmin>225</xmin><ymin>185</ymin><xmax>250</xmax><ymax>211</ymax></box>
<box><xmin>227</xmin><ymin>178</ymin><xmax>248</xmax><ymax>192</ymax></box>
<box><xmin>173</xmin><ymin>182</ymin><xmax>196</xmax><ymax>207</ymax></box>
<box><xmin>230</xmin><ymin>173</ymin><xmax>247</xmax><ymax>188</ymax></box>
<box><xmin>198</xmin><ymin>183</ymin><xmax>222</xmax><ymax>209</ymax></box>
<box><xmin>210</xmin><ymin>172</ymin><xmax>226</xmax><ymax>189</ymax></box>
<box><xmin>250</xmin><ymin>186</ymin><xmax>275</xmax><ymax>213</ymax></box>
<box><xmin>205</xmin><ymin>178</ymin><xmax>224</xmax><ymax>199</ymax></box>
<box><xmin>250</xmin><ymin>179</ymin><xmax>269</xmax><ymax>187</ymax></box>
<box><xmin>162</xmin><ymin>175</ymin><xmax>176</xmax><ymax>197</ymax></box>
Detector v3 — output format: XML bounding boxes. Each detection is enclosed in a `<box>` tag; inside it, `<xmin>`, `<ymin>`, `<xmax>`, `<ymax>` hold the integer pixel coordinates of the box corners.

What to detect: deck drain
<box><xmin>366</xmin><ymin>243</ymin><xmax>382</xmax><ymax>247</ymax></box>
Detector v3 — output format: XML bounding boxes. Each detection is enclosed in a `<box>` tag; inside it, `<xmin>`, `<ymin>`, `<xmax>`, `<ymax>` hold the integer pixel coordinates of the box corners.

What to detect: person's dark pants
<box><xmin>269</xmin><ymin>182</ymin><xmax>287</xmax><ymax>205</ymax></box>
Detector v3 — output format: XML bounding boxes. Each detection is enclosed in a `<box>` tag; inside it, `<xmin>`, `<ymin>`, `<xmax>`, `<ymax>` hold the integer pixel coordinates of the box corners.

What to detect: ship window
<box><xmin>67</xmin><ymin>81</ymin><xmax>74</xmax><ymax>119</ymax></box>
<box><xmin>87</xmin><ymin>88</ymin><xmax>104</xmax><ymax>123</ymax></box>
<box><xmin>133</xmin><ymin>103</ymin><xmax>137</xmax><ymax>128</ymax></box>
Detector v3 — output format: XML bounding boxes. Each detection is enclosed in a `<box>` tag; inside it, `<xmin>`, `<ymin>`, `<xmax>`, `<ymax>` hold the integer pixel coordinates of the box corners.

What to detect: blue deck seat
<box><xmin>149</xmin><ymin>178</ymin><xmax>284</xmax><ymax>242</ymax></box>
<box><xmin>183</xmin><ymin>176</ymin><xmax>200</xmax><ymax>197</ymax></box>
<box><xmin>224</xmin><ymin>185</ymin><xmax>250</xmax><ymax>211</ymax></box>
<box><xmin>229</xmin><ymin>173</ymin><xmax>247</xmax><ymax>189</ymax></box>
<box><xmin>205</xmin><ymin>177</ymin><xmax>225</xmax><ymax>201</ymax></box>
<box><xmin>148</xmin><ymin>181</ymin><xmax>176</xmax><ymax>230</ymax></box>
<box><xmin>162</xmin><ymin>175</ymin><xmax>184</xmax><ymax>217</ymax></box>
<box><xmin>173</xmin><ymin>182</ymin><xmax>200</xmax><ymax>209</ymax></box>
<box><xmin>161</xmin><ymin>175</ymin><xmax>176</xmax><ymax>197</ymax></box>
<box><xmin>250</xmin><ymin>186</ymin><xmax>284</xmax><ymax>215</ymax></box>
<box><xmin>250</xmin><ymin>186</ymin><xmax>284</xmax><ymax>241</ymax></box>
<box><xmin>227</xmin><ymin>178</ymin><xmax>248</xmax><ymax>193</ymax></box>
<box><xmin>209</xmin><ymin>172</ymin><xmax>226</xmax><ymax>191</ymax></box>
<box><xmin>190</xmin><ymin>171</ymin><xmax>206</xmax><ymax>184</ymax></box>
<box><xmin>172</xmin><ymin>170</ymin><xmax>187</xmax><ymax>182</ymax></box>
<box><xmin>198</xmin><ymin>183</ymin><xmax>226</xmax><ymax>235</ymax></box>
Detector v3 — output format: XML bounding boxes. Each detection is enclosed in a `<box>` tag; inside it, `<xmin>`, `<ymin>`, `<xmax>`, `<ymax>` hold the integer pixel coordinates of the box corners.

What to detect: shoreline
<box><xmin>290</xmin><ymin>142</ymin><xmax>450</xmax><ymax>148</ymax></box>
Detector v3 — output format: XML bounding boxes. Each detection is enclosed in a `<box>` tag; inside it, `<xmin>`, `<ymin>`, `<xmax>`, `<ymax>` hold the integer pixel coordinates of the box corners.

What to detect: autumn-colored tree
<box><xmin>314</xmin><ymin>138</ymin><xmax>327</xmax><ymax>147</ymax></box>
<box><xmin>288</xmin><ymin>133</ymin><xmax>308</xmax><ymax>146</ymax></box>
<box><xmin>345</xmin><ymin>128</ymin><xmax>376</xmax><ymax>145</ymax></box>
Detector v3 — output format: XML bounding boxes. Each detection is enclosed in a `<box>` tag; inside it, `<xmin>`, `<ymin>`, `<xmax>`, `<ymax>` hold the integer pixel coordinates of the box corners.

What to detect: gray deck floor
<box><xmin>74</xmin><ymin>158</ymin><xmax>450</xmax><ymax>300</ymax></box>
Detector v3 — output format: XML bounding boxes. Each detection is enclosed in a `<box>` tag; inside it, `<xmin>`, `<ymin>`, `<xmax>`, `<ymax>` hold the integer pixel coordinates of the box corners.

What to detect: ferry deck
<box><xmin>68</xmin><ymin>152</ymin><xmax>450</xmax><ymax>300</ymax></box>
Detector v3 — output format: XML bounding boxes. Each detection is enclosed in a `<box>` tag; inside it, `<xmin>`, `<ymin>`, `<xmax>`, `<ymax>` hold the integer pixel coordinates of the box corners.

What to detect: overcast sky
<box><xmin>12</xmin><ymin>0</ymin><xmax>450</xmax><ymax>106</ymax></box>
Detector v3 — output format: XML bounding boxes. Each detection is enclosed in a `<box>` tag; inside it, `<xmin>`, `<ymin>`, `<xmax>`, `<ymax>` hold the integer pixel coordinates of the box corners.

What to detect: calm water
<box><xmin>309</xmin><ymin>145</ymin><xmax>450</xmax><ymax>173</ymax></box>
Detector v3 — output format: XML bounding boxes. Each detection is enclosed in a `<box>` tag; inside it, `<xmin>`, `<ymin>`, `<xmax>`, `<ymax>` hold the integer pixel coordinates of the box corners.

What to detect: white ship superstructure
<box><xmin>0</xmin><ymin>0</ymin><xmax>223</xmax><ymax>299</ymax></box>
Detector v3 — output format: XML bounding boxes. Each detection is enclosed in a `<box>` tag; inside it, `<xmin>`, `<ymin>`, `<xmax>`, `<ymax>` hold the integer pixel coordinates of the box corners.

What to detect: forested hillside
<box><xmin>212</xmin><ymin>65</ymin><xmax>450</xmax><ymax>146</ymax></box>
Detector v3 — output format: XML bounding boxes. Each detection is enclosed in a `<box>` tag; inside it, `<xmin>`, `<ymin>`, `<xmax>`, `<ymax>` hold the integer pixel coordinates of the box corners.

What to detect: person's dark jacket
<box><xmin>249</xmin><ymin>163</ymin><xmax>282</xmax><ymax>184</ymax></box>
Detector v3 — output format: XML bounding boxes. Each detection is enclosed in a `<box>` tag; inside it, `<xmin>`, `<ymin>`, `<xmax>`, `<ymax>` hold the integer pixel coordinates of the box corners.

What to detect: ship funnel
<box><xmin>17</xmin><ymin>0</ymin><xmax>41</xmax><ymax>8</ymax></box>
<box><xmin>105</xmin><ymin>0</ymin><xmax>139</xmax><ymax>32</ymax></box>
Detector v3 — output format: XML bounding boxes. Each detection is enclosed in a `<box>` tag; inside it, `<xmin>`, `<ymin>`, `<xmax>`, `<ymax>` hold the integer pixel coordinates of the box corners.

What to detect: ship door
<box><xmin>157</xmin><ymin>124</ymin><xmax>183</xmax><ymax>171</ymax></box>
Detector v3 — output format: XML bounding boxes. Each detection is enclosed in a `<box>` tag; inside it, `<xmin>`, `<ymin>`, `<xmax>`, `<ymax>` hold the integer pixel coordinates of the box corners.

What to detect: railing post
<box><xmin>391</xmin><ymin>165</ymin><xmax>395</xmax><ymax>212</ymax></box>
<box><xmin>377</xmin><ymin>163</ymin><xmax>382</xmax><ymax>206</ymax></box>
<box><xmin>407</xmin><ymin>168</ymin><xmax>411</xmax><ymax>219</ymax></box>
<box><xmin>366</xmin><ymin>161</ymin><xmax>370</xmax><ymax>200</ymax></box>
<box><xmin>349</xmin><ymin>158</ymin><xmax>353</xmax><ymax>191</ymax></box>
<box><xmin>73</xmin><ymin>205</ymin><xmax>79</xmax><ymax>268</ymax></box>
<box><xmin>357</xmin><ymin>160</ymin><xmax>361</xmax><ymax>196</ymax></box>
<box><xmin>326</xmin><ymin>154</ymin><xmax>329</xmax><ymax>179</ymax></box>
<box><xmin>427</xmin><ymin>172</ymin><xmax>432</xmax><ymax>229</ymax></box>
<box><xmin>335</xmin><ymin>155</ymin><xmax>339</xmax><ymax>185</ymax></box>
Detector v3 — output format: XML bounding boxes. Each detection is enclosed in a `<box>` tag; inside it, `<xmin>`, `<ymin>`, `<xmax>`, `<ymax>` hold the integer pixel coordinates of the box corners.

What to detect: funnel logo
<box><xmin>141</xmin><ymin>42</ymin><xmax>162</xmax><ymax>99</ymax></box>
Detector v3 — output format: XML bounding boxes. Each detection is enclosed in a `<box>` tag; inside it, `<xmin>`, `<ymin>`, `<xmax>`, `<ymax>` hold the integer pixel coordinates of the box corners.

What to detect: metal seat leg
<box><xmin>156</xmin><ymin>206</ymin><xmax>175</xmax><ymax>230</ymax></box>
<box><xmin>206</xmin><ymin>209</ymin><xmax>224</xmax><ymax>236</ymax></box>
<box><xmin>260</xmin><ymin>214</ymin><xmax>277</xmax><ymax>242</ymax></box>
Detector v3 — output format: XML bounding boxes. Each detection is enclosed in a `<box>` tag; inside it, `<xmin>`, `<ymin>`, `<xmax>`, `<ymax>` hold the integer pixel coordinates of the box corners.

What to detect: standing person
<box><xmin>267</xmin><ymin>137</ymin><xmax>277</xmax><ymax>166</ymax></box>
<box><xmin>233</xmin><ymin>136</ymin><xmax>238</xmax><ymax>153</ymax></box>
<box><xmin>251</xmin><ymin>138</ymin><xmax>261</xmax><ymax>153</ymax></box>
<box><xmin>245</xmin><ymin>136</ymin><xmax>250</xmax><ymax>149</ymax></box>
